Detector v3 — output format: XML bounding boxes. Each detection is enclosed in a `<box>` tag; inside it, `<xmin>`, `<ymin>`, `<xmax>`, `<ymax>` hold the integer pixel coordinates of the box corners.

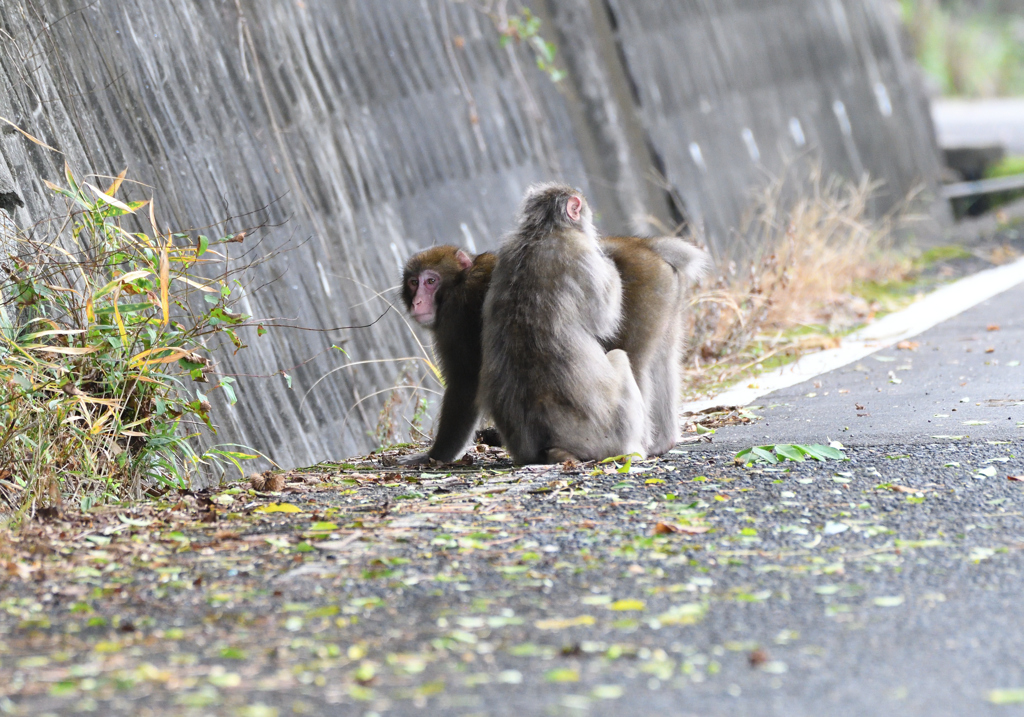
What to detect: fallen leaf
<box><xmin>988</xmin><ymin>689</ymin><xmax>1024</xmax><ymax>705</ymax></box>
<box><xmin>254</xmin><ymin>503</ymin><xmax>303</xmax><ymax>514</ymax></box>
<box><xmin>656</xmin><ymin>603</ymin><xmax>705</xmax><ymax>625</ymax></box>
<box><xmin>592</xmin><ymin>685</ymin><xmax>624</xmax><ymax>700</ymax></box>
<box><xmin>544</xmin><ymin>668</ymin><xmax>580</xmax><ymax>683</ymax></box>
<box><xmin>987</xmin><ymin>324</ymin><xmax>1001</xmax><ymax>332</ymax></box>
<box><xmin>535</xmin><ymin>615</ymin><xmax>596</xmax><ymax>630</ymax></box>
<box><xmin>896</xmin><ymin>340</ymin><xmax>919</xmax><ymax>351</ymax></box>
<box><xmin>873</xmin><ymin>595</ymin><xmax>905</xmax><ymax>607</ymax></box>
<box><xmin>748</xmin><ymin>648</ymin><xmax>769</xmax><ymax>667</ymax></box>
<box><xmin>985</xmin><ymin>347</ymin><xmax>995</xmax><ymax>354</ymax></box>
<box><xmin>609</xmin><ymin>599</ymin><xmax>645</xmax><ymax>612</ymax></box>
<box><xmin>653</xmin><ymin>522</ymin><xmax>710</xmax><ymax>535</ymax></box>
<box><xmin>1008</xmin><ymin>476</ymin><xmax>1024</xmax><ymax>482</ymax></box>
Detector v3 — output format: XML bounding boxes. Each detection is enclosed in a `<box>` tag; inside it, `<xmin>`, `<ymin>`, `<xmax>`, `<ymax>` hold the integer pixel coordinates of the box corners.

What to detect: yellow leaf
<box><xmin>94</xmin><ymin>270</ymin><xmax>151</xmax><ymax>299</ymax></box>
<box><xmin>86</xmin><ymin>183</ymin><xmax>134</xmax><ymax>212</ymax></box>
<box><xmin>657</xmin><ymin>603</ymin><xmax>705</xmax><ymax>626</ymax></box>
<box><xmin>254</xmin><ymin>503</ymin><xmax>303</xmax><ymax>514</ymax></box>
<box><xmin>22</xmin><ymin>329</ymin><xmax>86</xmax><ymax>339</ymax></box>
<box><xmin>105</xmin><ymin>168</ymin><xmax>127</xmax><ymax>197</ymax></box>
<box><xmin>534</xmin><ymin>615</ymin><xmax>596</xmax><ymax>630</ymax></box>
<box><xmin>609</xmin><ymin>599</ymin><xmax>646</xmax><ymax>612</ymax></box>
<box><xmin>172</xmin><ymin>275</ymin><xmax>217</xmax><ymax>292</ymax></box>
<box><xmin>129</xmin><ymin>348</ymin><xmax>191</xmax><ymax>368</ymax></box>
<box><xmin>110</xmin><ymin>288</ymin><xmax>127</xmax><ymax>344</ymax></box>
<box><xmin>159</xmin><ymin>240</ymin><xmax>170</xmax><ymax>326</ymax></box>
<box><xmin>85</xmin><ymin>295</ymin><xmax>95</xmax><ymax>323</ymax></box>
<box><xmin>74</xmin><ymin>396</ymin><xmax>121</xmax><ymax>407</ymax></box>
<box><xmin>89</xmin><ymin>408</ymin><xmax>114</xmax><ymax>435</ymax></box>
<box><xmin>25</xmin><ymin>345</ymin><xmax>102</xmax><ymax>356</ymax></box>
<box><xmin>0</xmin><ymin>116</ymin><xmax>61</xmax><ymax>152</ymax></box>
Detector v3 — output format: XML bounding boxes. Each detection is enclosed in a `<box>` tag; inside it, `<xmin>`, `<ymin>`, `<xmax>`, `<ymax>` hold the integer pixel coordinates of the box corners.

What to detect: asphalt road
<box><xmin>704</xmin><ymin>279</ymin><xmax>1024</xmax><ymax>450</ymax></box>
<box><xmin>2</xmin><ymin>278</ymin><xmax>1024</xmax><ymax>717</ymax></box>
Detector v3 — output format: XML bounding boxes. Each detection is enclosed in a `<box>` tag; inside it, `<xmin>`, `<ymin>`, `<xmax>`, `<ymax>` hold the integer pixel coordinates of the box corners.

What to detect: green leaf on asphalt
<box><xmin>737</xmin><ymin>443</ymin><xmax>845</xmax><ymax>465</ymax></box>
<box><xmin>988</xmin><ymin>689</ymin><xmax>1024</xmax><ymax>705</ymax></box>
<box><xmin>873</xmin><ymin>596</ymin><xmax>905</xmax><ymax>607</ymax></box>
<box><xmin>545</xmin><ymin>668</ymin><xmax>580</xmax><ymax>683</ymax></box>
<box><xmin>775</xmin><ymin>445</ymin><xmax>806</xmax><ymax>462</ymax></box>
<box><xmin>802</xmin><ymin>444</ymin><xmax>846</xmax><ymax>460</ymax></box>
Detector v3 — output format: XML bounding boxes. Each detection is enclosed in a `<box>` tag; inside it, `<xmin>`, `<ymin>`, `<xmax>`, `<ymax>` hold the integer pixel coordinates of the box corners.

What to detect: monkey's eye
<box><xmin>426</xmin><ymin>277</ymin><xmax>436</xmax><ymax>285</ymax></box>
<box><xmin>408</xmin><ymin>278</ymin><xmax>418</xmax><ymax>290</ymax></box>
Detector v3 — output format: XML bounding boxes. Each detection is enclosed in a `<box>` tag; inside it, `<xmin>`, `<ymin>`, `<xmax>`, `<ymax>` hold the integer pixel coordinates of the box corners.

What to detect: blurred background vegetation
<box><xmin>900</xmin><ymin>0</ymin><xmax>1024</xmax><ymax>97</ymax></box>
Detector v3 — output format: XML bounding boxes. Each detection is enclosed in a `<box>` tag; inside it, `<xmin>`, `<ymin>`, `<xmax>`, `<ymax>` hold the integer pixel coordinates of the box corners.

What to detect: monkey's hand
<box><xmin>396</xmin><ymin>452</ymin><xmax>433</xmax><ymax>467</ymax></box>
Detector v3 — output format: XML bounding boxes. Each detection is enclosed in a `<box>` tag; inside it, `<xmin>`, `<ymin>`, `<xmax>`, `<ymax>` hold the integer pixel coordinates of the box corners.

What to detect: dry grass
<box><xmin>683</xmin><ymin>172</ymin><xmax>917</xmax><ymax>396</ymax></box>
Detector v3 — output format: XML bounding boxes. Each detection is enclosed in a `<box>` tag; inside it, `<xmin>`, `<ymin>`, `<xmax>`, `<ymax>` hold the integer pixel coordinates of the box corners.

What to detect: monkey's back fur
<box><xmin>602</xmin><ymin>236</ymin><xmax>709</xmax><ymax>455</ymax></box>
<box><xmin>481</xmin><ymin>184</ymin><xmax>645</xmax><ymax>464</ymax></box>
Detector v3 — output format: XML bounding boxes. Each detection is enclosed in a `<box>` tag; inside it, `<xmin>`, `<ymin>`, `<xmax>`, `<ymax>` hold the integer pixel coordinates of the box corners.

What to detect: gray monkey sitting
<box><xmin>480</xmin><ymin>183</ymin><xmax>646</xmax><ymax>464</ymax></box>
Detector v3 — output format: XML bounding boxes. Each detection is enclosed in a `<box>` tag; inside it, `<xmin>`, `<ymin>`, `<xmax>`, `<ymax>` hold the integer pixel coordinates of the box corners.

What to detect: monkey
<box><xmin>398</xmin><ymin>235</ymin><xmax>708</xmax><ymax>463</ymax></box>
<box><xmin>479</xmin><ymin>183</ymin><xmax>646</xmax><ymax>465</ymax></box>
<box><xmin>398</xmin><ymin>246</ymin><xmax>496</xmax><ymax>465</ymax></box>
<box><xmin>601</xmin><ymin>236</ymin><xmax>709</xmax><ymax>456</ymax></box>
<box><xmin>397</xmin><ymin>234</ymin><xmax>708</xmax><ymax>464</ymax></box>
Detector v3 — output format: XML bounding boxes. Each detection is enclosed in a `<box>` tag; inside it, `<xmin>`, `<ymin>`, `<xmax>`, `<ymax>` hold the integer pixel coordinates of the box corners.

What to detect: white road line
<box><xmin>682</xmin><ymin>255</ymin><xmax>1024</xmax><ymax>413</ymax></box>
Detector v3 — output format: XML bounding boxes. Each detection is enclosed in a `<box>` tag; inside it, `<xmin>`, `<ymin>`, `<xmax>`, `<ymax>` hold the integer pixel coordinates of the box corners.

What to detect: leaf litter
<box><xmin>0</xmin><ymin>439</ymin><xmax>1022</xmax><ymax>713</ymax></box>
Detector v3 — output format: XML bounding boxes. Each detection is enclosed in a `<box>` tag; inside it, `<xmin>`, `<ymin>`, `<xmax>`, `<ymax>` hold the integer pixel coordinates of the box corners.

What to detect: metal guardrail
<box><xmin>942</xmin><ymin>173</ymin><xmax>1024</xmax><ymax>199</ymax></box>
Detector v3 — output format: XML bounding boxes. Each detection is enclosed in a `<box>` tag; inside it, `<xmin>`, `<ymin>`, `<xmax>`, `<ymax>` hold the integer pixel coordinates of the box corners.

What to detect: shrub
<box><xmin>0</xmin><ymin>165</ymin><xmax>257</xmax><ymax>517</ymax></box>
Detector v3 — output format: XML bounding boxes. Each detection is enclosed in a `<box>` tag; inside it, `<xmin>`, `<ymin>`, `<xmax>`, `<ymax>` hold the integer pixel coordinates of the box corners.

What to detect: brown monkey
<box><xmin>480</xmin><ymin>183</ymin><xmax>646</xmax><ymax>464</ymax></box>
<box><xmin>602</xmin><ymin>236</ymin><xmax>709</xmax><ymax>455</ymax></box>
<box><xmin>399</xmin><ymin>246</ymin><xmax>496</xmax><ymax>465</ymax></box>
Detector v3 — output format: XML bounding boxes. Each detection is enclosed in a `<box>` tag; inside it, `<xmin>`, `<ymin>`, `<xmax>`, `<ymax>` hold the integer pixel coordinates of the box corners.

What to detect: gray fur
<box><xmin>480</xmin><ymin>183</ymin><xmax>646</xmax><ymax>464</ymax></box>
<box><xmin>646</xmin><ymin>237</ymin><xmax>712</xmax><ymax>283</ymax></box>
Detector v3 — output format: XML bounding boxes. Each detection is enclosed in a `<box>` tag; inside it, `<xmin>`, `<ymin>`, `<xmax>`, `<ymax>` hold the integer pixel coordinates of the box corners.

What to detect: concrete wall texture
<box><xmin>0</xmin><ymin>0</ymin><xmax>944</xmax><ymax>468</ymax></box>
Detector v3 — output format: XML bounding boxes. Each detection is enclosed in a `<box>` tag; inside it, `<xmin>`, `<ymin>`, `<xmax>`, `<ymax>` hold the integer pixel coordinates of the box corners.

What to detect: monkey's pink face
<box><xmin>407</xmin><ymin>269</ymin><xmax>441</xmax><ymax>326</ymax></box>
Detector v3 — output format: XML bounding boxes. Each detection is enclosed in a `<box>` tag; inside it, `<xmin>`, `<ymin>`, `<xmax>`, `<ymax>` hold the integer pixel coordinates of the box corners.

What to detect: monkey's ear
<box><xmin>455</xmin><ymin>250</ymin><xmax>474</xmax><ymax>271</ymax></box>
<box><xmin>566</xmin><ymin>196</ymin><xmax>583</xmax><ymax>222</ymax></box>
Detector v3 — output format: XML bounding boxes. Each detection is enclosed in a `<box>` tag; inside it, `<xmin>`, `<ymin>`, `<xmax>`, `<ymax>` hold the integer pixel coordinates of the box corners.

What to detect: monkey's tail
<box><xmin>647</xmin><ymin>238</ymin><xmax>711</xmax><ymax>283</ymax></box>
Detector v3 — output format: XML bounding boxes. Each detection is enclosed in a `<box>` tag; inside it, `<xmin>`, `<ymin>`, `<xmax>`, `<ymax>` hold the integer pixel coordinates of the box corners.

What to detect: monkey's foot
<box><xmin>396</xmin><ymin>452</ymin><xmax>433</xmax><ymax>467</ymax></box>
<box><xmin>544</xmin><ymin>447</ymin><xmax>581</xmax><ymax>464</ymax></box>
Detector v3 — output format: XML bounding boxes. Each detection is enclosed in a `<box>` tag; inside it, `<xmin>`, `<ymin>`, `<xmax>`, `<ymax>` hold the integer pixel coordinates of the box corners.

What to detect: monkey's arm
<box><xmin>424</xmin><ymin>377</ymin><xmax>481</xmax><ymax>463</ymax></box>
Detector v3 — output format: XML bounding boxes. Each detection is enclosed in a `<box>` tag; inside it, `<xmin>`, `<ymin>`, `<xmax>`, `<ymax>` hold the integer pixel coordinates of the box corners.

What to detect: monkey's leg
<box><xmin>641</xmin><ymin>329</ymin><xmax>683</xmax><ymax>455</ymax></box>
<box><xmin>644</xmin><ymin>355</ymin><xmax>681</xmax><ymax>456</ymax></box>
<box><xmin>606</xmin><ymin>349</ymin><xmax>648</xmax><ymax>460</ymax></box>
<box><xmin>429</xmin><ymin>380</ymin><xmax>482</xmax><ymax>462</ymax></box>
<box><xmin>401</xmin><ymin>380</ymin><xmax>480</xmax><ymax>465</ymax></box>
